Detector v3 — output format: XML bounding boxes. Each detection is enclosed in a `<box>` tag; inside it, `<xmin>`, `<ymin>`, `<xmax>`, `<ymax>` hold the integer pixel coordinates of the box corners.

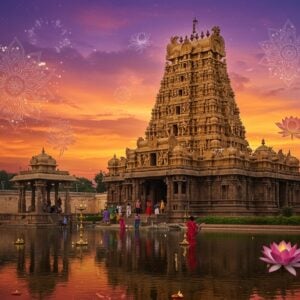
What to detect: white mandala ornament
<box><xmin>129</xmin><ymin>32</ymin><xmax>151</xmax><ymax>53</ymax></box>
<box><xmin>260</xmin><ymin>20</ymin><xmax>300</xmax><ymax>86</ymax></box>
<box><xmin>0</xmin><ymin>38</ymin><xmax>54</xmax><ymax>126</ymax></box>
<box><xmin>25</xmin><ymin>19</ymin><xmax>72</xmax><ymax>53</ymax></box>
<box><xmin>47</xmin><ymin>119</ymin><xmax>75</xmax><ymax>157</ymax></box>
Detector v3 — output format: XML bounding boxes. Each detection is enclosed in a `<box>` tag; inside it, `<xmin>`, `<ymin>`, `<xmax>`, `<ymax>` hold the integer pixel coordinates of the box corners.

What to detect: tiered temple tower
<box><xmin>105</xmin><ymin>20</ymin><xmax>300</xmax><ymax>220</ymax></box>
<box><xmin>146</xmin><ymin>23</ymin><xmax>247</xmax><ymax>154</ymax></box>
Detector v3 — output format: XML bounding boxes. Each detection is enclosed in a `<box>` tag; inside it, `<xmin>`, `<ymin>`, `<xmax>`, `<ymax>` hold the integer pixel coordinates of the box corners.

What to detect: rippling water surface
<box><xmin>0</xmin><ymin>227</ymin><xmax>300</xmax><ymax>299</ymax></box>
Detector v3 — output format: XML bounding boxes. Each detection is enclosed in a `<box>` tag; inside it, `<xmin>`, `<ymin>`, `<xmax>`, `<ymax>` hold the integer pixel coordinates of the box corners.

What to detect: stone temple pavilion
<box><xmin>104</xmin><ymin>20</ymin><xmax>300</xmax><ymax>219</ymax></box>
<box><xmin>11</xmin><ymin>148</ymin><xmax>76</xmax><ymax>214</ymax></box>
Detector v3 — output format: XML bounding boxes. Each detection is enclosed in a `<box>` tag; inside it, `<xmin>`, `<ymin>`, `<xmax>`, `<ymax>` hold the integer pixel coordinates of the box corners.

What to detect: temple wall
<box><xmin>0</xmin><ymin>190</ymin><xmax>107</xmax><ymax>214</ymax></box>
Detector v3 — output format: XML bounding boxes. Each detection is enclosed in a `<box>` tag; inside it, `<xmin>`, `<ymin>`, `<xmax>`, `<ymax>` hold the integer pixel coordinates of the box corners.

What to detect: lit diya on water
<box><xmin>171</xmin><ymin>291</ymin><xmax>184</xmax><ymax>299</ymax></box>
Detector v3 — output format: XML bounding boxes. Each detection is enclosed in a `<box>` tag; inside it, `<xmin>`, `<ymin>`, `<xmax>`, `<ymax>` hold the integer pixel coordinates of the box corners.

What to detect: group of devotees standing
<box><xmin>102</xmin><ymin>199</ymin><xmax>166</xmax><ymax>230</ymax></box>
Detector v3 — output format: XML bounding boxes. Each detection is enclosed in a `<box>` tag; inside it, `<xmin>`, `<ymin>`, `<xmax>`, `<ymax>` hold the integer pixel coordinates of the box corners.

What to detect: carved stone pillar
<box><xmin>31</xmin><ymin>182</ymin><xmax>36</xmax><ymax>212</ymax></box>
<box><xmin>46</xmin><ymin>184</ymin><xmax>51</xmax><ymax>207</ymax></box>
<box><xmin>131</xmin><ymin>181</ymin><xmax>137</xmax><ymax>202</ymax></box>
<box><xmin>129</xmin><ymin>184</ymin><xmax>132</xmax><ymax>202</ymax></box>
<box><xmin>166</xmin><ymin>177</ymin><xmax>173</xmax><ymax>212</ymax></box>
<box><xmin>16</xmin><ymin>182</ymin><xmax>25</xmax><ymax>213</ymax></box>
<box><xmin>54</xmin><ymin>183</ymin><xmax>59</xmax><ymax>206</ymax></box>
<box><xmin>35</xmin><ymin>181</ymin><xmax>46</xmax><ymax>213</ymax></box>
<box><xmin>21</xmin><ymin>183</ymin><xmax>26</xmax><ymax>213</ymax></box>
<box><xmin>107</xmin><ymin>185</ymin><xmax>112</xmax><ymax>203</ymax></box>
<box><xmin>135</xmin><ymin>180</ymin><xmax>143</xmax><ymax>203</ymax></box>
<box><xmin>286</xmin><ymin>182</ymin><xmax>289</xmax><ymax>207</ymax></box>
<box><xmin>207</xmin><ymin>179</ymin><xmax>212</xmax><ymax>207</ymax></box>
<box><xmin>117</xmin><ymin>184</ymin><xmax>122</xmax><ymax>204</ymax></box>
<box><xmin>142</xmin><ymin>182</ymin><xmax>147</xmax><ymax>203</ymax></box>
<box><xmin>121</xmin><ymin>185</ymin><xmax>126</xmax><ymax>203</ymax></box>
<box><xmin>291</xmin><ymin>183</ymin><xmax>296</xmax><ymax>207</ymax></box>
<box><xmin>124</xmin><ymin>185</ymin><xmax>128</xmax><ymax>202</ymax></box>
<box><xmin>275</xmin><ymin>182</ymin><xmax>279</xmax><ymax>208</ymax></box>
<box><xmin>17</xmin><ymin>183</ymin><xmax>22</xmax><ymax>213</ymax></box>
<box><xmin>178</xmin><ymin>181</ymin><xmax>182</xmax><ymax>195</ymax></box>
<box><xmin>64</xmin><ymin>184</ymin><xmax>71</xmax><ymax>214</ymax></box>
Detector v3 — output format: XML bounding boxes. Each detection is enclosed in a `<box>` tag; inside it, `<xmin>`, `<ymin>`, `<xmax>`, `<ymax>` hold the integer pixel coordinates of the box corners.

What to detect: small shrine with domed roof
<box><xmin>104</xmin><ymin>20</ymin><xmax>300</xmax><ymax>219</ymax></box>
<box><xmin>11</xmin><ymin>148</ymin><xmax>76</xmax><ymax>214</ymax></box>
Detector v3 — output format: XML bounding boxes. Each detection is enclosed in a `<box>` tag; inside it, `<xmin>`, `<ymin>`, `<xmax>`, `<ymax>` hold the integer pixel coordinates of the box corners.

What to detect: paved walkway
<box><xmin>200</xmin><ymin>224</ymin><xmax>300</xmax><ymax>233</ymax></box>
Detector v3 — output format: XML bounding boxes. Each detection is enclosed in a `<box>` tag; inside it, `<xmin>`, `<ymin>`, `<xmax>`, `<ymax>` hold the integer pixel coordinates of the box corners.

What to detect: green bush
<box><xmin>83</xmin><ymin>215</ymin><xmax>102</xmax><ymax>223</ymax></box>
<box><xmin>281</xmin><ymin>206</ymin><xmax>293</xmax><ymax>217</ymax></box>
<box><xmin>196</xmin><ymin>216</ymin><xmax>300</xmax><ymax>226</ymax></box>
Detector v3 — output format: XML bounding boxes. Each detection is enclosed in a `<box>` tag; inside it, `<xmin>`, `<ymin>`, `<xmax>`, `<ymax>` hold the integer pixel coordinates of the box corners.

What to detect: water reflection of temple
<box><xmin>1</xmin><ymin>229</ymin><xmax>300</xmax><ymax>299</ymax></box>
<box><xmin>96</xmin><ymin>231</ymin><xmax>300</xmax><ymax>300</ymax></box>
<box><xmin>0</xmin><ymin>228</ymin><xmax>71</xmax><ymax>297</ymax></box>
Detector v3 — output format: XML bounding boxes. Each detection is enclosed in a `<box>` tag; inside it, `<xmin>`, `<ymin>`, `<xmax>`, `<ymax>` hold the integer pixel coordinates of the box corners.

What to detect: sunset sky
<box><xmin>0</xmin><ymin>0</ymin><xmax>299</xmax><ymax>178</ymax></box>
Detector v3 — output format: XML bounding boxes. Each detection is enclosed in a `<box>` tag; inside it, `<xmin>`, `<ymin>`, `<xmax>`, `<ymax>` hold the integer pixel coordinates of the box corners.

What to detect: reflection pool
<box><xmin>0</xmin><ymin>228</ymin><xmax>300</xmax><ymax>299</ymax></box>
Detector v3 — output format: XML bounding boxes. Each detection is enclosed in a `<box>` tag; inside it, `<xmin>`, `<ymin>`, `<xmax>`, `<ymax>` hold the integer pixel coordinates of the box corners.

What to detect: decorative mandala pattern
<box><xmin>129</xmin><ymin>32</ymin><xmax>151</xmax><ymax>53</ymax></box>
<box><xmin>47</xmin><ymin>119</ymin><xmax>75</xmax><ymax>156</ymax></box>
<box><xmin>113</xmin><ymin>86</ymin><xmax>132</xmax><ymax>104</ymax></box>
<box><xmin>25</xmin><ymin>19</ymin><xmax>72</xmax><ymax>53</ymax></box>
<box><xmin>0</xmin><ymin>38</ymin><xmax>54</xmax><ymax>126</ymax></box>
<box><xmin>276</xmin><ymin>116</ymin><xmax>300</xmax><ymax>139</ymax></box>
<box><xmin>260</xmin><ymin>20</ymin><xmax>300</xmax><ymax>86</ymax></box>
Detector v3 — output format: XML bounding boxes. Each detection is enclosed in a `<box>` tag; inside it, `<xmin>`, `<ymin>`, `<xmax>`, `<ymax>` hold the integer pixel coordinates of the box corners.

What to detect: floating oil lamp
<box><xmin>171</xmin><ymin>290</ymin><xmax>184</xmax><ymax>299</ymax></box>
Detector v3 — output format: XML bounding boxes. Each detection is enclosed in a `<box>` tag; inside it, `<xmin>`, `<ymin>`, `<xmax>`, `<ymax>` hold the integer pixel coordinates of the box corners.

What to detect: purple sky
<box><xmin>1</xmin><ymin>0</ymin><xmax>299</xmax><ymax>54</ymax></box>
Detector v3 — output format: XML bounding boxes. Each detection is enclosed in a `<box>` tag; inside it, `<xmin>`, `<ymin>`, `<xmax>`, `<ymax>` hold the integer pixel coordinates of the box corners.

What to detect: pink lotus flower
<box><xmin>260</xmin><ymin>241</ymin><xmax>300</xmax><ymax>276</ymax></box>
<box><xmin>276</xmin><ymin>116</ymin><xmax>300</xmax><ymax>139</ymax></box>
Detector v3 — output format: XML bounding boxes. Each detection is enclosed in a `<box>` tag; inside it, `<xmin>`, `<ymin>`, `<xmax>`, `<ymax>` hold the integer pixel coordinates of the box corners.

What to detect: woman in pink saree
<box><xmin>186</xmin><ymin>216</ymin><xmax>198</xmax><ymax>243</ymax></box>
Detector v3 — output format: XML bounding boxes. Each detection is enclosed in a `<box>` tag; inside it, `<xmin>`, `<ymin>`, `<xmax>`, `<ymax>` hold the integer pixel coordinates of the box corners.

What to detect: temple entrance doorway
<box><xmin>142</xmin><ymin>179</ymin><xmax>167</xmax><ymax>209</ymax></box>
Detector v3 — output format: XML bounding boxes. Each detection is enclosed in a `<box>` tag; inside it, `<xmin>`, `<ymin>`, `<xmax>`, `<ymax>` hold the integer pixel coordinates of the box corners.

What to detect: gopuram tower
<box><xmin>105</xmin><ymin>20</ymin><xmax>300</xmax><ymax>220</ymax></box>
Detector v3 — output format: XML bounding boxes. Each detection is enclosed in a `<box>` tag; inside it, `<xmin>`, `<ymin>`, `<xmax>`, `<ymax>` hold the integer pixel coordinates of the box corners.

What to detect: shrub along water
<box><xmin>196</xmin><ymin>216</ymin><xmax>300</xmax><ymax>226</ymax></box>
<box><xmin>83</xmin><ymin>215</ymin><xmax>102</xmax><ymax>223</ymax></box>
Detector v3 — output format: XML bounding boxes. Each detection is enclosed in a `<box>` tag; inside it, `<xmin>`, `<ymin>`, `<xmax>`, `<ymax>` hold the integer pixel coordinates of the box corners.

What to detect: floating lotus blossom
<box><xmin>276</xmin><ymin>116</ymin><xmax>300</xmax><ymax>139</ymax></box>
<box><xmin>260</xmin><ymin>241</ymin><xmax>300</xmax><ymax>276</ymax></box>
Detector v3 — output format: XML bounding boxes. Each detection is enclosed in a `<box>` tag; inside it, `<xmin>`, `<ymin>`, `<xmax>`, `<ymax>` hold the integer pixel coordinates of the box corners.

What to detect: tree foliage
<box><xmin>0</xmin><ymin>170</ymin><xmax>17</xmax><ymax>190</ymax></box>
<box><xmin>94</xmin><ymin>171</ymin><xmax>107</xmax><ymax>193</ymax></box>
<box><xmin>71</xmin><ymin>177</ymin><xmax>95</xmax><ymax>192</ymax></box>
